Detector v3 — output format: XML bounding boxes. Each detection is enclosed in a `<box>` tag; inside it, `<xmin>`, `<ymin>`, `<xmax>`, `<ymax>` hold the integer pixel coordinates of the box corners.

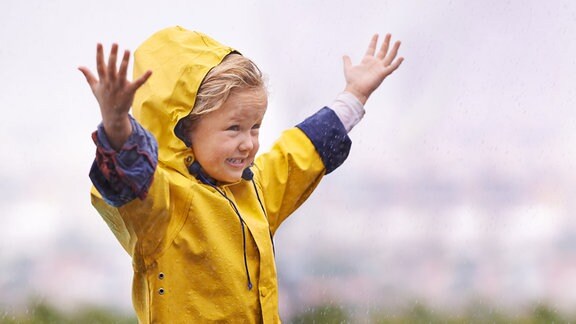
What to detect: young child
<box><xmin>79</xmin><ymin>26</ymin><xmax>402</xmax><ymax>323</ymax></box>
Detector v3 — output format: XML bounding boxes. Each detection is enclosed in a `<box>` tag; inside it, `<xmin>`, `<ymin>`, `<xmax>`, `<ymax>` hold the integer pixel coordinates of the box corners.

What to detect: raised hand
<box><xmin>343</xmin><ymin>34</ymin><xmax>403</xmax><ymax>105</ymax></box>
<box><xmin>79</xmin><ymin>44</ymin><xmax>152</xmax><ymax>150</ymax></box>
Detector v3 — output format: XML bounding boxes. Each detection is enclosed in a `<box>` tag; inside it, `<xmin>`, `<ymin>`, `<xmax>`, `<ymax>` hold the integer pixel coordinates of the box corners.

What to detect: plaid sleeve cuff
<box><xmin>89</xmin><ymin>116</ymin><xmax>158</xmax><ymax>207</ymax></box>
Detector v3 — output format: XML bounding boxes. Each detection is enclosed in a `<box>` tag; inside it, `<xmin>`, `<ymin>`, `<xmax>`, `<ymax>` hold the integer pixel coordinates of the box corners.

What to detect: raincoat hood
<box><xmin>132</xmin><ymin>26</ymin><xmax>236</xmax><ymax>177</ymax></box>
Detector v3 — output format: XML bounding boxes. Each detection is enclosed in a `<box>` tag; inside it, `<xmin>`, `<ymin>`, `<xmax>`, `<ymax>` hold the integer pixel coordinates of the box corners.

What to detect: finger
<box><xmin>384</xmin><ymin>57</ymin><xmax>404</xmax><ymax>75</ymax></box>
<box><xmin>129</xmin><ymin>70</ymin><xmax>152</xmax><ymax>93</ymax></box>
<box><xmin>342</xmin><ymin>55</ymin><xmax>352</xmax><ymax>76</ymax></box>
<box><xmin>107</xmin><ymin>43</ymin><xmax>119</xmax><ymax>81</ymax></box>
<box><xmin>342</xmin><ymin>55</ymin><xmax>352</xmax><ymax>69</ymax></box>
<box><xmin>376</xmin><ymin>33</ymin><xmax>391</xmax><ymax>60</ymax></box>
<box><xmin>96</xmin><ymin>43</ymin><xmax>106</xmax><ymax>80</ymax></box>
<box><xmin>118</xmin><ymin>50</ymin><xmax>130</xmax><ymax>83</ymax></box>
<box><xmin>78</xmin><ymin>66</ymin><xmax>98</xmax><ymax>87</ymax></box>
<box><xmin>364</xmin><ymin>34</ymin><xmax>378</xmax><ymax>57</ymax></box>
<box><xmin>383</xmin><ymin>40</ymin><xmax>401</xmax><ymax>66</ymax></box>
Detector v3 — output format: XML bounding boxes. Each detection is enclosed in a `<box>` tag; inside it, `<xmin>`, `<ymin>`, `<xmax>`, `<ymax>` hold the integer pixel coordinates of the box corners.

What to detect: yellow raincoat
<box><xmin>90</xmin><ymin>26</ymin><xmax>350</xmax><ymax>323</ymax></box>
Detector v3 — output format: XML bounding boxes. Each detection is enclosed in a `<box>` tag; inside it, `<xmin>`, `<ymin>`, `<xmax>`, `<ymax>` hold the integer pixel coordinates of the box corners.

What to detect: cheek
<box><xmin>192</xmin><ymin>138</ymin><xmax>218</xmax><ymax>162</ymax></box>
<box><xmin>252</xmin><ymin>136</ymin><xmax>260</xmax><ymax>152</ymax></box>
<box><xmin>252</xmin><ymin>144</ymin><xmax>260</xmax><ymax>156</ymax></box>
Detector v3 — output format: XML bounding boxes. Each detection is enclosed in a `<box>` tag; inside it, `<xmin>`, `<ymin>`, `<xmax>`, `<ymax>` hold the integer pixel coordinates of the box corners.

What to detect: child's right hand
<box><xmin>79</xmin><ymin>44</ymin><xmax>152</xmax><ymax>150</ymax></box>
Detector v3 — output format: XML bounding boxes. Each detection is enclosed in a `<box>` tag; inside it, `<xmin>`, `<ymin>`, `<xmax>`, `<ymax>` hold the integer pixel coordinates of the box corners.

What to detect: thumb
<box><xmin>78</xmin><ymin>66</ymin><xmax>97</xmax><ymax>87</ymax></box>
<box><xmin>342</xmin><ymin>55</ymin><xmax>352</xmax><ymax>72</ymax></box>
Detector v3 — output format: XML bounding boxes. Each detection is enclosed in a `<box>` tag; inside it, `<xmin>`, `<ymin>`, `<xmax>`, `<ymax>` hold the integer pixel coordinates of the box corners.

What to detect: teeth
<box><xmin>228</xmin><ymin>158</ymin><xmax>244</xmax><ymax>164</ymax></box>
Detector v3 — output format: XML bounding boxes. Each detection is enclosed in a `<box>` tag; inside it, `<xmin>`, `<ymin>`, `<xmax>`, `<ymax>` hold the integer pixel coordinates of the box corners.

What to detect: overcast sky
<box><xmin>1</xmin><ymin>0</ymin><xmax>576</xmax><ymax>315</ymax></box>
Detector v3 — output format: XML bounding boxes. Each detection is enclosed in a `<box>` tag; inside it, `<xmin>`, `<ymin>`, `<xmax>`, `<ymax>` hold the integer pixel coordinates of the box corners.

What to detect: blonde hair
<box><xmin>176</xmin><ymin>54</ymin><xmax>266</xmax><ymax>146</ymax></box>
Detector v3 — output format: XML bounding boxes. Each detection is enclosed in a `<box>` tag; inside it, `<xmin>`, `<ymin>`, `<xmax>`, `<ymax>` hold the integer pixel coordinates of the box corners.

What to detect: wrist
<box><xmin>344</xmin><ymin>86</ymin><xmax>368</xmax><ymax>105</ymax></box>
<box><xmin>103</xmin><ymin>114</ymin><xmax>130</xmax><ymax>132</ymax></box>
<box><xmin>102</xmin><ymin>115</ymin><xmax>132</xmax><ymax>150</ymax></box>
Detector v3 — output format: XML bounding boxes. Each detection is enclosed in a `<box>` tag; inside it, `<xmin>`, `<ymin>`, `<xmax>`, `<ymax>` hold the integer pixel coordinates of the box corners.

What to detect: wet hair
<box><xmin>176</xmin><ymin>54</ymin><xmax>266</xmax><ymax>146</ymax></box>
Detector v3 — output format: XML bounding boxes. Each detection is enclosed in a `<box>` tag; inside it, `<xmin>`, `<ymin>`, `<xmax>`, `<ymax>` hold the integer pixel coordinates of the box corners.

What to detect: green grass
<box><xmin>1</xmin><ymin>301</ymin><xmax>136</xmax><ymax>324</ymax></box>
<box><xmin>1</xmin><ymin>300</ymin><xmax>573</xmax><ymax>324</ymax></box>
<box><xmin>290</xmin><ymin>303</ymin><xmax>574</xmax><ymax>324</ymax></box>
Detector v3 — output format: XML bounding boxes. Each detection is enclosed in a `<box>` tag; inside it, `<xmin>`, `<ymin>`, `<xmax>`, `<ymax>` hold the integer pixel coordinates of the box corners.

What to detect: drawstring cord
<box><xmin>251</xmin><ymin>179</ymin><xmax>275</xmax><ymax>255</ymax></box>
<box><xmin>189</xmin><ymin>160</ymin><xmax>271</xmax><ymax>291</ymax></box>
<box><xmin>212</xmin><ymin>185</ymin><xmax>254</xmax><ymax>290</ymax></box>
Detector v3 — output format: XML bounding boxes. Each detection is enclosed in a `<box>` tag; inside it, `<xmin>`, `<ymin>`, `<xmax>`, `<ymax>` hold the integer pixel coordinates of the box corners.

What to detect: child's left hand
<box><xmin>343</xmin><ymin>34</ymin><xmax>403</xmax><ymax>105</ymax></box>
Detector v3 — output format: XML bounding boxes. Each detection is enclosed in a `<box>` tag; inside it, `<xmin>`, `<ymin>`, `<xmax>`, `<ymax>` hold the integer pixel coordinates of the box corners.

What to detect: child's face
<box><xmin>189</xmin><ymin>88</ymin><xmax>267</xmax><ymax>183</ymax></box>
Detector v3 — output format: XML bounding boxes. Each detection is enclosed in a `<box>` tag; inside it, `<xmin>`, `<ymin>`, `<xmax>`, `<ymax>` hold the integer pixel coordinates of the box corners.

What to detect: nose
<box><xmin>238</xmin><ymin>133</ymin><xmax>255</xmax><ymax>152</ymax></box>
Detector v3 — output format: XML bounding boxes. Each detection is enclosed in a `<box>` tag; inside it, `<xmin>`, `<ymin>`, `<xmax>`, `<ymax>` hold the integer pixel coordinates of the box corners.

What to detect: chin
<box><xmin>218</xmin><ymin>174</ymin><xmax>242</xmax><ymax>183</ymax></box>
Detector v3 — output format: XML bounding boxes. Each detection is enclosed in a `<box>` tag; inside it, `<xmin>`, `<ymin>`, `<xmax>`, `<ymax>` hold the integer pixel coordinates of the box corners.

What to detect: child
<box><xmin>79</xmin><ymin>26</ymin><xmax>402</xmax><ymax>323</ymax></box>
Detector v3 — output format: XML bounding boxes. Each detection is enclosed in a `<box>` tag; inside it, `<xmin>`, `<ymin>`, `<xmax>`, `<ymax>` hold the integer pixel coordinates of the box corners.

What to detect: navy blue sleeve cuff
<box><xmin>89</xmin><ymin>116</ymin><xmax>158</xmax><ymax>207</ymax></box>
<box><xmin>296</xmin><ymin>107</ymin><xmax>352</xmax><ymax>174</ymax></box>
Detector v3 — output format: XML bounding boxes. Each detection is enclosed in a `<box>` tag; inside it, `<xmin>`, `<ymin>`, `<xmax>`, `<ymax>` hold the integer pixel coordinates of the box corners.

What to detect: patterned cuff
<box><xmin>296</xmin><ymin>107</ymin><xmax>352</xmax><ymax>174</ymax></box>
<box><xmin>89</xmin><ymin>116</ymin><xmax>158</xmax><ymax>207</ymax></box>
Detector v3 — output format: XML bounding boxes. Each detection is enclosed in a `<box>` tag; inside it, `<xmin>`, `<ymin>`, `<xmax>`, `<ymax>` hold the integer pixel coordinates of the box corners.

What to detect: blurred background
<box><xmin>2</xmin><ymin>0</ymin><xmax>576</xmax><ymax>322</ymax></box>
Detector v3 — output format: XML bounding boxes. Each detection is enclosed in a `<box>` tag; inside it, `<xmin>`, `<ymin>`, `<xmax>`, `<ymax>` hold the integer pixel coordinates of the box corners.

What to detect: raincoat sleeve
<box><xmin>254</xmin><ymin>107</ymin><xmax>352</xmax><ymax>234</ymax></box>
<box><xmin>90</xmin><ymin>116</ymin><xmax>180</xmax><ymax>257</ymax></box>
<box><xmin>89</xmin><ymin>115</ymin><xmax>158</xmax><ymax>207</ymax></box>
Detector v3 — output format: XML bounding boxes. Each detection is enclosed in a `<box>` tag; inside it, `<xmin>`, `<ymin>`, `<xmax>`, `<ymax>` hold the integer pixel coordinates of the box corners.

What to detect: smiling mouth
<box><xmin>226</xmin><ymin>158</ymin><xmax>246</xmax><ymax>167</ymax></box>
